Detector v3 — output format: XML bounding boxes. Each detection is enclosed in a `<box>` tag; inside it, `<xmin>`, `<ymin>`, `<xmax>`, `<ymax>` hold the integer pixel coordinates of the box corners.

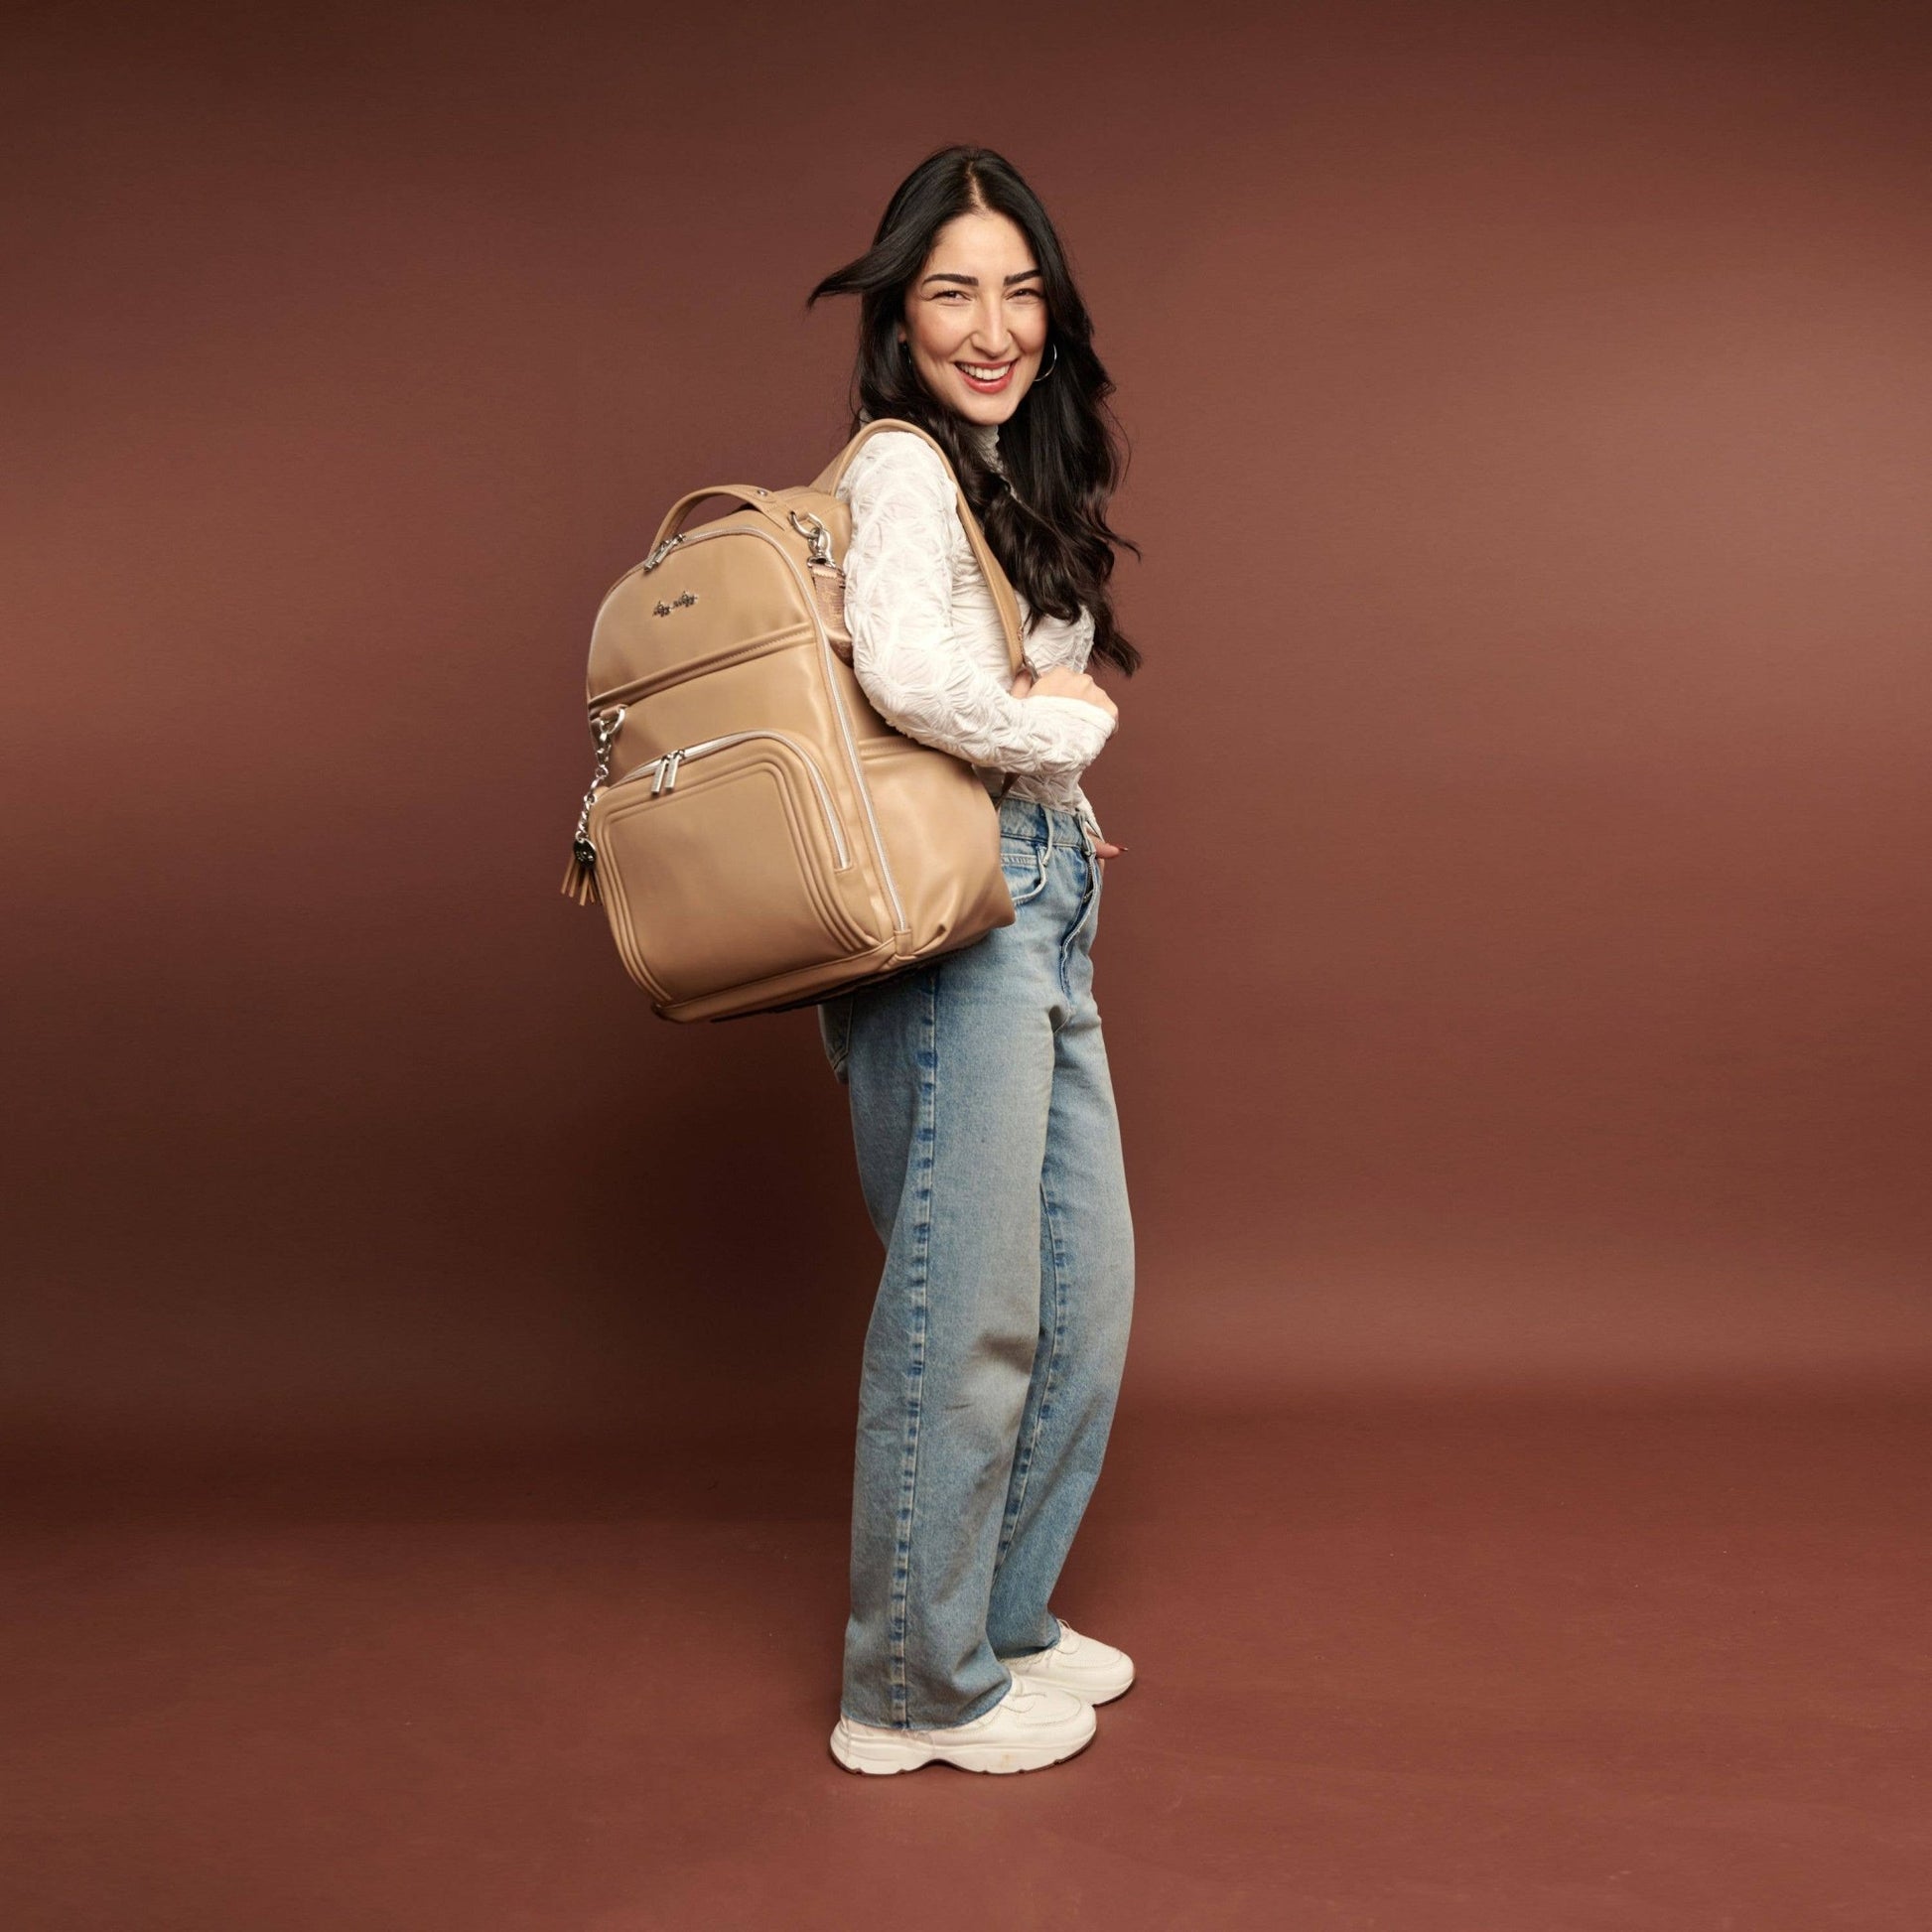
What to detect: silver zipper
<box><xmin>610</xmin><ymin>727</ymin><xmax>850</xmax><ymax>870</ymax></box>
<box><xmin>645</xmin><ymin>524</ymin><xmax>909</xmax><ymax>934</ymax></box>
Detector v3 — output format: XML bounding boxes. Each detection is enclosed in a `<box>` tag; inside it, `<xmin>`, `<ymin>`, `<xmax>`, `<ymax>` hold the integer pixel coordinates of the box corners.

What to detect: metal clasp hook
<box><xmin>788</xmin><ymin>509</ymin><xmax>835</xmax><ymax>567</ymax></box>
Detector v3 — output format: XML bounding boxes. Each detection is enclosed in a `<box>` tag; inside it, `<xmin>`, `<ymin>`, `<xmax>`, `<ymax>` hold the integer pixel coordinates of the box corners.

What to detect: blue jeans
<box><xmin>815</xmin><ymin>794</ymin><xmax>1137</xmax><ymax>1728</ymax></box>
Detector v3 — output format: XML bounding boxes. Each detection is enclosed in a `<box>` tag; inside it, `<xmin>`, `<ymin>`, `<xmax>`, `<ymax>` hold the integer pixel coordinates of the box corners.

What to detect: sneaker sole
<box><xmin>829</xmin><ymin>1710</ymin><xmax>1097</xmax><ymax>1776</ymax></box>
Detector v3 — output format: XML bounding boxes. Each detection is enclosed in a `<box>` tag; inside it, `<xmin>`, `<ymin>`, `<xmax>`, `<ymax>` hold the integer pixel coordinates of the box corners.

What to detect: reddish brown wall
<box><xmin>4</xmin><ymin>1</ymin><xmax>1928</xmax><ymax>1455</ymax></box>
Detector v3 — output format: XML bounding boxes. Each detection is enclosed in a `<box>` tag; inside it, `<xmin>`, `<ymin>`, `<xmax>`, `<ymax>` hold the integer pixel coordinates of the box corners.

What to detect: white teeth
<box><xmin>960</xmin><ymin>363</ymin><xmax>1011</xmax><ymax>379</ymax></box>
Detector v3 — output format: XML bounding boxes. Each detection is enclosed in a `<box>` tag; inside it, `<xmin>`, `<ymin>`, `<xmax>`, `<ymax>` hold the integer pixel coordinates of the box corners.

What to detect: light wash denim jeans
<box><xmin>814</xmin><ymin>794</ymin><xmax>1136</xmax><ymax>1729</ymax></box>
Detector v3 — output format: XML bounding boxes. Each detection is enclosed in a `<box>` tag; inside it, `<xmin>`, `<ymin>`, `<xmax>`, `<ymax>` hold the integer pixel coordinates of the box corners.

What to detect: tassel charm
<box><xmin>561</xmin><ymin>836</ymin><xmax>603</xmax><ymax>907</ymax></box>
<box><xmin>558</xmin><ymin>705</ymin><xmax>626</xmax><ymax>910</ymax></box>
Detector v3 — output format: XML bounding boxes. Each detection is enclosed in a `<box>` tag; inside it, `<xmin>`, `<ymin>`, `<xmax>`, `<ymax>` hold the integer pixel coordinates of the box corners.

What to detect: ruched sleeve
<box><xmin>839</xmin><ymin>431</ymin><xmax>1117</xmax><ymax>784</ymax></box>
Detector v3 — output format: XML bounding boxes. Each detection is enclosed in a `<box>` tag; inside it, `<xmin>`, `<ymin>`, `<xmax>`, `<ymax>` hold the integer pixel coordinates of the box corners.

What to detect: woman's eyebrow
<box><xmin>918</xmin><ymin>269</ymin><xmax>1043</xmax><ymax>288</ymax></box>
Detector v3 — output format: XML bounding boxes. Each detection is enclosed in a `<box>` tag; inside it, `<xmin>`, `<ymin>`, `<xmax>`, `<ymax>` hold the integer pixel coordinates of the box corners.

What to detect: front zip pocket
<box><xmin>586</xmin><ymin>729</ymin><xmax>871</xmax><ymax>1002</ymax></box>
<box><xmin>614</xmin><ymin>729</ymin><xmax>850</xmax><ymax>868</ymax></box>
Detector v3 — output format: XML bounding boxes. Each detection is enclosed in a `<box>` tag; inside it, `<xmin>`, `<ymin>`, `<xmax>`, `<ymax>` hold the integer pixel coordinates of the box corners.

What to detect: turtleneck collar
<box><xmin>964</xmin><ymin>417</ymin><xmax>1003</xmax><ymax>471</ymax></box>
<box><xmin>856</xmin><ymin>409</ymin><xmax>1005</xmax><ymax>474</ymax></box>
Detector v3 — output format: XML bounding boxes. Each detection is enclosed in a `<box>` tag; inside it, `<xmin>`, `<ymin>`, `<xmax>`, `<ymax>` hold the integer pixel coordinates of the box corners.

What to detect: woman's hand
<box><xmin>1011</xmin><ymin>662</ymin><xmax>1126</xmax><ymax>869</ymax></box>
<box><xmin>1009</xmin><ymin>660</ymin><xmax>1119</xmax><ymax>726</ymax></box>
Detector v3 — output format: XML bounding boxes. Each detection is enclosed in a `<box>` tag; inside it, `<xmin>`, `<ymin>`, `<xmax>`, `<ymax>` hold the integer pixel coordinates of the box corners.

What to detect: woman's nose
<box><xmin>973</xmin><ymin>303</ymin><xmax>1013</xmax><ymax>352</ymax></box>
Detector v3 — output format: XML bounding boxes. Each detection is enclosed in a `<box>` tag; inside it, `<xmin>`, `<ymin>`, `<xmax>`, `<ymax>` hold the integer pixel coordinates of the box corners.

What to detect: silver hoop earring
<box><xmin>1032</xmin><ymin>340</ymin><xmax>1059</xmax><ymax>381</ymax></box>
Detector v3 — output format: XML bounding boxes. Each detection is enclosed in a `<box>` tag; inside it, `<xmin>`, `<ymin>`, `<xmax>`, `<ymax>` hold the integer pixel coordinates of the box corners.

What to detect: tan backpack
<box><xmin>561</xmin><ymin>416</ymin><xmax>1028</xmax><ymax>1023</ymax></box>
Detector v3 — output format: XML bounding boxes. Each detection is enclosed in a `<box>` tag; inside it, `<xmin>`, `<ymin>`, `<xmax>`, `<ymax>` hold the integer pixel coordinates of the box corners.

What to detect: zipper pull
<box><xmin>652</xmin><ymin>749</ymin><xmax>685</xmax><ymax>796</ymax></box>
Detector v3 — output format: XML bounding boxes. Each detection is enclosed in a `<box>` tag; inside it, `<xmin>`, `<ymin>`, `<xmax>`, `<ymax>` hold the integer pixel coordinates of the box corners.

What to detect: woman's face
<box><xmin>897</xmin><ymin>209</ymin><xmax>1050</xmax><ymax>427</ymax></box>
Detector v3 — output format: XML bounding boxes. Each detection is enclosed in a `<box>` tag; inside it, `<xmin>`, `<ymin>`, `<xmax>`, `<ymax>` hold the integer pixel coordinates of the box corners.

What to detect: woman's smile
<box><xmin>956</xmin><ymin>358</ymin><xmax>1017</xmax><ymax>392</ymax></box>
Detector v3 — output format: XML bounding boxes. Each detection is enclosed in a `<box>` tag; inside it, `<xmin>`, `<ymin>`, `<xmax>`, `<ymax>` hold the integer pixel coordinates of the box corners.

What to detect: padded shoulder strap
<box><xmin>809</xmin><ymin>416</ymin><xmax>1026</xmax><ymax>676</ymax></box>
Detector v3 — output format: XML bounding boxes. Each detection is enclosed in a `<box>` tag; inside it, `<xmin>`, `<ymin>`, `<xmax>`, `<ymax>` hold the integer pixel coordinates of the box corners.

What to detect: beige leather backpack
<box><xmin>561</xmin><ymin>417</ymin><xmax>1028</xmax><ymax>1024</ymax></box>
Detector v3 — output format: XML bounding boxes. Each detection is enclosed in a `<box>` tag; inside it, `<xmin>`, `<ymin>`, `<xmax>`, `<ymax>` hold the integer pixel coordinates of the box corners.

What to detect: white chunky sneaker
<box><xmin>829</xmin><ymin>1675</ymin><xmax>1096</xmax><ymax>1776</ymax></box>
<box><xmin>1001</xmin><ymin>1618</ymin><xmax>1136</xmax><ymax>1704</ymax></box>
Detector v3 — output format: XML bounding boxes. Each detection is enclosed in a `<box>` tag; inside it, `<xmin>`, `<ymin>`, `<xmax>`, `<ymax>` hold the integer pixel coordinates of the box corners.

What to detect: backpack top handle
<box><xmin>644</xmin><ymin>484</ymin><xmax>805</xmax><ymax>567</ymax></box>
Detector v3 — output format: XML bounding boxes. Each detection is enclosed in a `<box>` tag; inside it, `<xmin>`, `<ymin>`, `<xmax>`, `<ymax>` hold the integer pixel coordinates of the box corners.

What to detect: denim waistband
<box><xmin>997</xmin><ymin>793</ymin><xmax>1093</xmax><ymax>853</ymax></box>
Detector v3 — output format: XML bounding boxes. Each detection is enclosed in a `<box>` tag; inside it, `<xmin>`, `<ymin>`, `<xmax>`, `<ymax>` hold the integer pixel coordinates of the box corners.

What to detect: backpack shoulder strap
<box><xmin>807</xmin><ymin>417</ymin><xmax>1026</xmax><ymax>676</ymax></box>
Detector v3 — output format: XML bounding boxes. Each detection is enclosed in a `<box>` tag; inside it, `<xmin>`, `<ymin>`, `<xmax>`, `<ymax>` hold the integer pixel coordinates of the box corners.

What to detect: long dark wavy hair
<box><xmin>806</xmin><ymin>145</ymin><xmax>1142</xmax><ymax>678</ymax></box>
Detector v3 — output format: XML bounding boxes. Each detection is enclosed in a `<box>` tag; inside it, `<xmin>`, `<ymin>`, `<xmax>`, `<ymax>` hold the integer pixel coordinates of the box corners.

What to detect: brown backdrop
<box><xmin>5</xmin><ymin>0</ymin><xmax>1929</xmax><ymax>1465</ymax></box>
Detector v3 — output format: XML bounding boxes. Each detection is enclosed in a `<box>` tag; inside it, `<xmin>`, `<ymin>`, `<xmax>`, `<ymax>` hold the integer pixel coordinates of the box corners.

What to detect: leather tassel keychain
<box><xmin>560</xmin><ymin>841</ymin><xmax>603</xmax><ymax>907</ymax></box>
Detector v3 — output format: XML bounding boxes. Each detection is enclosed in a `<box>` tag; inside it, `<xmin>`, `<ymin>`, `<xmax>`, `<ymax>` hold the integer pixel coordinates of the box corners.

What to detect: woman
<box><xmin>806</xmin><ymin>146</ymin><xmax>1142</xmax><ymax>1776</ymax></box>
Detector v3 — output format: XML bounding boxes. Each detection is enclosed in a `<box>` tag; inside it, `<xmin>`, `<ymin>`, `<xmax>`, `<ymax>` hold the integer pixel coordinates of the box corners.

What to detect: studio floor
<box><xmin>6</xmin><ymin>1390</ymin><xmax>1928</xmax><ymax>1931</ymax></box>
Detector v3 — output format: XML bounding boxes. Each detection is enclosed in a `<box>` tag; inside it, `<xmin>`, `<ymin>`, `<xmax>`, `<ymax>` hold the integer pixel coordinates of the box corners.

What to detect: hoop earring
<box><xmin>1032</xmin><ymin>340</ymin><xmax>1059</xmax><ymax>381</ymax></box>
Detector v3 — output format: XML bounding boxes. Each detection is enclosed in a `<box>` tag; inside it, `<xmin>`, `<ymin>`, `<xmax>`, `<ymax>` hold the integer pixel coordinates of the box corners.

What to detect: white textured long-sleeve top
<box><xmin>836</xmin><ymin>416</ymin><xmax>1114</xmax><ymax>844</ymax></box>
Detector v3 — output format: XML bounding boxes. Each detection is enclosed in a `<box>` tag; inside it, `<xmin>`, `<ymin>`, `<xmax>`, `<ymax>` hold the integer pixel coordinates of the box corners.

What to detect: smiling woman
<box><xmin>906</xmin><ymin>242</ymin><xmax>1050</xmax><ymax>401</ymax></box>
<box><xmin>804</xmin><ymin>146</ymin><xmax>1146</xmax><ymax>1779</ymax></box>
<box><xmin>808</xmin><ymin>153</ymin><xmax>1141</xmax><ymax>856</ymax></box>
<box><xmin>807</xmin><ymin>146</ymin><xmax>1142</xmax><ymax>691</ymax></box>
